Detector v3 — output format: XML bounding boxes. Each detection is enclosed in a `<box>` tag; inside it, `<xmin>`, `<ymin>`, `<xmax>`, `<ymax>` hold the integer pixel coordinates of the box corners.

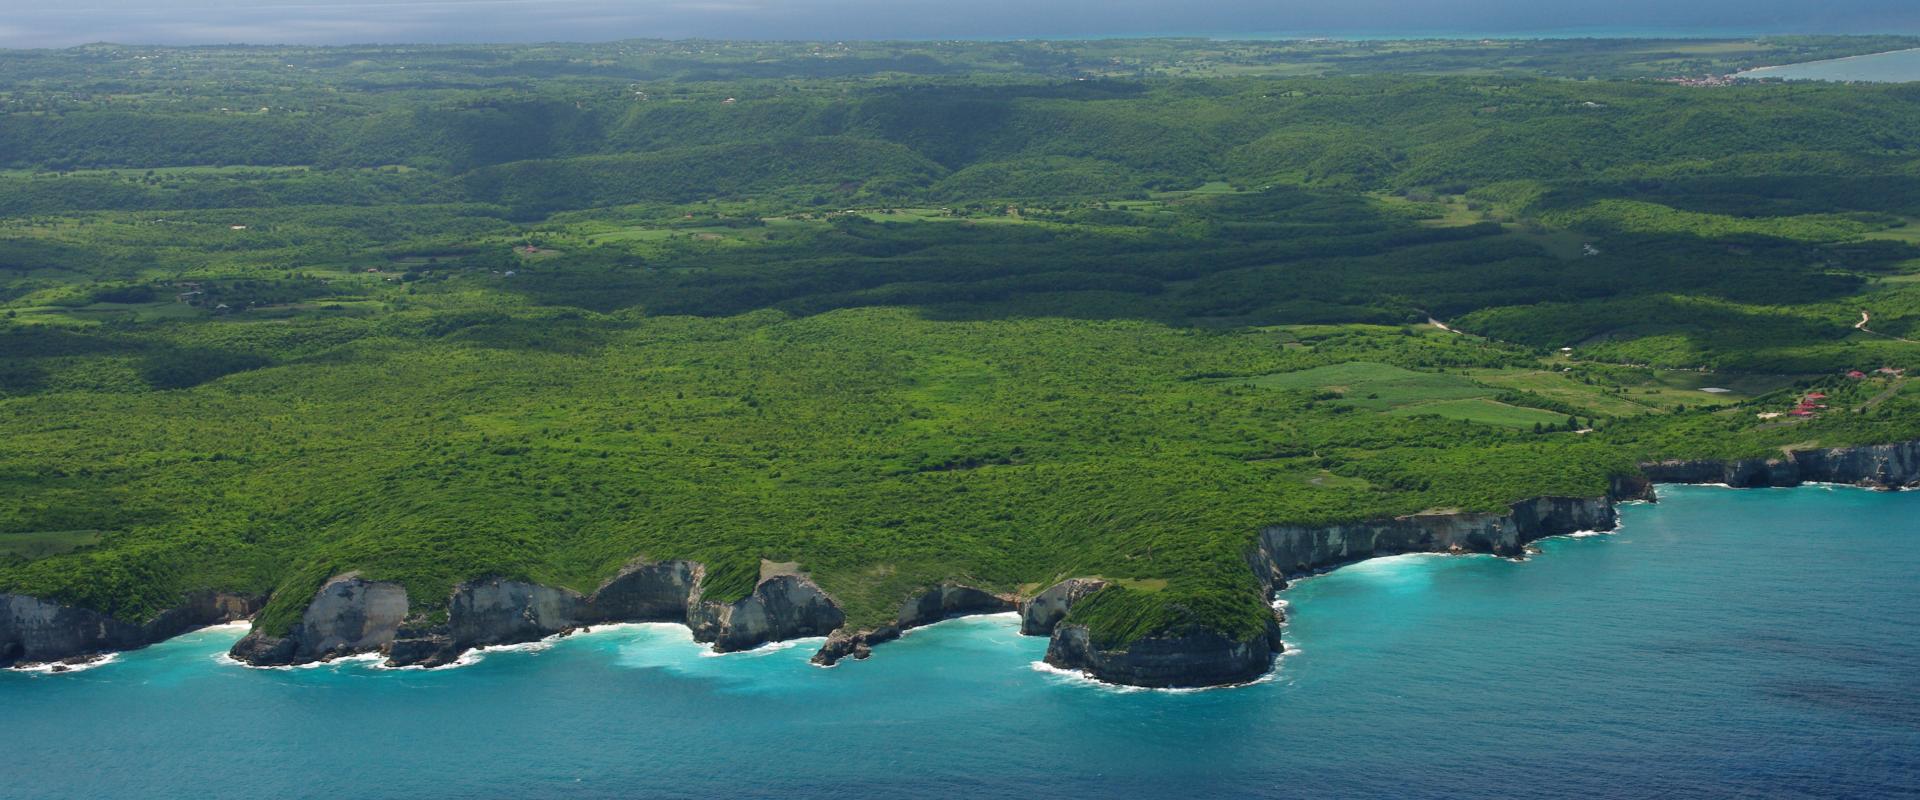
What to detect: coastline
<box><xmin>8</xmin><ymin>439</ymin><xmax>1918</xmax><ymax>688</ymax></box>
<box><xmin>1736</xmin><ymin>46</ymin><xmax>1920</xmax><ymax>79</ymax></box>
<box><xmin>9</xmin><ymin>485</ymin><xmax>1913</xmax><ymax>800</ymax></box>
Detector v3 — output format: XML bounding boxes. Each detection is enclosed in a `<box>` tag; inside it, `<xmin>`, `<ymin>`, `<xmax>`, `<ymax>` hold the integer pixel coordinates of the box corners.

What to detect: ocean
<box><xmin>3</xmin><ymin>485</ymin><xmax>1916</xmax><ymax>799</ymax></box>
<box><xmin>1740</xmin><ymin>48</ymin><xmax>1920</xmax><ymax>82</ymax></box>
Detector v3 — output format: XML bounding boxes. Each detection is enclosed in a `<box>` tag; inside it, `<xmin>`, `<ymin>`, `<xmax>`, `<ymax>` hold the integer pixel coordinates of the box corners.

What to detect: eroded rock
<box><xmin>230</xmin><ymin>574</ymin><xmax>408</xmax><ymax>666</ymax></box>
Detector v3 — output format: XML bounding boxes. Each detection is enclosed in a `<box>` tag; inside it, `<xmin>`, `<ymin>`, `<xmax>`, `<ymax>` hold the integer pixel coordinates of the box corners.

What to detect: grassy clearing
<box><xmin>1384</xmin><ymin>398</ymin><xmax>1570</xmax><ymax>428</ymax></box>
<box><xmin>1241</xmin><ymin>362</ymin><xmax>1502</xmax><ymax>411</ymax></box>
<box><xmin>0</xmin><ymin>531</ymin><xmax>104</xmax><ymax>560</ymax></box>
<box><xmin>1543</xmin><ymin>200</ymin><xmax>1880</xmax><ymax>242</ymax></box>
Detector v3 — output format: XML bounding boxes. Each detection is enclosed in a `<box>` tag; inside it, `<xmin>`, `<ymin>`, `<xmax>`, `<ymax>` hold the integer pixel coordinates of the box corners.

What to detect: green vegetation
<box><xmin>3</xmin><ymin>38</ymin><xmax>1919</xmax><ymax>650</ymax></box>
<box><xmin>0</xmin><ymin>531</ymin><xmax>103</xmax><ymax>561</ymax></box>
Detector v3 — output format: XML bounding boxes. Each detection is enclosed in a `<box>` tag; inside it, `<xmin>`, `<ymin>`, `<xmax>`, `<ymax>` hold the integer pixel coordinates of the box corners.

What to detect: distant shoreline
<box><xmin>951</xmin><ymin>28</ymin><xmax>1835</xmax><ymax>42</ymax></box>
<box><xmin>1737</xmin><ymin>46</ymin><xmax>1920</xmax><ymax>80</ymax></box>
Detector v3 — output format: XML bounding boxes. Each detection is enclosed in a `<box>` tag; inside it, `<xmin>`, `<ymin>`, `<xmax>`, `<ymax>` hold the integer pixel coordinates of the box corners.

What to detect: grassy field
<box><xmin>1242</xmin><ymin>362</ymin><xmax>1498</xmax><ymax>410</ymax></box>
<box><xmin>0</xmin><ymin>531</ymin><xmax>104</xmax><ymax>561</ymax></box>
<box><xmin>1382</xmin><ymin>398</ymin><xmax>1569</xmax><ymax>428</ymax></box>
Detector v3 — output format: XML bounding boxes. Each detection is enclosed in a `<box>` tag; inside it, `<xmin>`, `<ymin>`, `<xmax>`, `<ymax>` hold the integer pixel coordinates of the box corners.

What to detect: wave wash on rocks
<box><xmin>229</xmin><ymin>560</ymin><xmax>847</xmax><ymax>668</ymax></box>
<box><xmin>1029</xmin><ymin>440</ymin><xmax>1920</xmax><ymax>688</ymax></box>
<box><xmin>8</xmin><ymin>440</ymin><xmax>1920</xmax><ymax>684</ymax></box>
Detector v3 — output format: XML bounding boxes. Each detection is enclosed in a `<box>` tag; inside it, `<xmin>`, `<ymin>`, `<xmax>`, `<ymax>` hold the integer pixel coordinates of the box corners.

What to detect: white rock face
<box><xmin>230</xmin><ymin>574</ymin><xmax>409</xmax><ymax>666</ymax></box>
<box><xmin>301</xmin><ymin>575</ymin><xmax>411</xmax><ymax>653</ymax></box>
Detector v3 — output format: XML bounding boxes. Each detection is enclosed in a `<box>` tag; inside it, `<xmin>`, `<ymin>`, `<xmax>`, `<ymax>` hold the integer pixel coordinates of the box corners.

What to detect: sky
<box><xmin>2</xmin><ymin>0</ymin><xmax>1918</xmax><ymax>49</ymax></box>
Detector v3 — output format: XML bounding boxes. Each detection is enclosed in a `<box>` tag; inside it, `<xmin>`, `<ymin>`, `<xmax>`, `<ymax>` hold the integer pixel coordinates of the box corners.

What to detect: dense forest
<box><xmin>3</xmin><ymin>38</ymin><xmax>1919</xmax><ymax>655</ymax></box>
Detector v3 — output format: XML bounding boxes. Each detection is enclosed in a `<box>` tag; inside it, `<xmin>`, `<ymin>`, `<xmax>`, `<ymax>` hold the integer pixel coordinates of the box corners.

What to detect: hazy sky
<box><xmin>3</xmin><ymin>0</ymin><xmax>1918</xmax><ymax>49</ymax></box>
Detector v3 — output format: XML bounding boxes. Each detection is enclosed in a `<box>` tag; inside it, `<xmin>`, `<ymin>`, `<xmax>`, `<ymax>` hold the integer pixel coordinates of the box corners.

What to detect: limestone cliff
<box><xmin>19</xmin><ymin>441</ymin><xmax>1919</xmax><ymax>683</ymax></box>
<box><xmin>1033</xmin><ymin>495</ymin><xmax>1622</xmax><ymax>688</ymax></box>
<box><xmin>1</xmin><ymin>590</ymin><xmax>259</xmax><ymax>668</ymax></box>
<box><xmin>233</xmin><ymin>561</ymin><xmax>843</xmax><ymax>668</ymax></box>
<box><xmin>1017</xmin><ymin>578</ymin><xmax>1107</xmax><ymax>636</ymax></box>
<box><xmin>1034</xmin><ymin>440</ymin><xmax>1920</xmax><ymax>688</ymax></box>
<box><xmin>1641</xmin><ymin>440</ymin><xmax>1920</xmax><ymax>490</ymax></box>
<box><xmin>1046</xmin><ymin>612</ymin><xmax>1285</xmax><ymax>689</ymax></box>
<box><xmin>688</xmin><ymin>573</ymin><xmax>845</xmax><ymax>653</ymax></box>
<box><xmin>385</xmin><ymin>579</ymin><xmax>590</xmax><ymax>668</ymax></box>
<box><xmin>230</xmin><ymin>574</ymin><xmax>409</xmax><ymax>666</ymax></box>
<box><xmin>812</xmin><ymin>583</ymin><xmax>1016</xmax><ymax>666</ymax></box>
<box><xmin>1247</xmin><ymin>495</ymin><xmax>1620</xmax><ymax>586</ymax></box>
<box><xmin>588</xmin><ymin>559</ymin><xmax>701</xmax><ymax>621</ymax></box>
<box><xmin>241</xmin><ymin>560</ymin><xmax>715</xmax><ymax>668</ymax></box>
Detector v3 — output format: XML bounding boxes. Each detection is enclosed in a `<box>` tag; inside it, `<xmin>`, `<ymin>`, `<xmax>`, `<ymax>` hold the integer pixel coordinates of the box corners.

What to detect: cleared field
<box><xmin>1383</xmin><ymin>398</ymin><xmax>1571</xmax><ymax>429</ymax></box>
<box><xmin>0</xmin><ymin>531</ymin><xmax>103</xmax><ymax>560</ymax></box>
<box><xmin>1242</xmin><ymin>362</ymin><xmax>1497</xmax><ymax>411</ymax></box>
<box><xmin>1859</xmin><ymin>218</ymin><xmax>1920</xmax><ymax>245</ymax></box>
<box><xmin>1645</xmin><ymin>370</ymin><xmax>1805</xmax><ymax>404</ymax></box>
<box><xmin>1466</xmin><ymin>368</ymin><xmax>1657</xmax><ymax>416</ymax></box>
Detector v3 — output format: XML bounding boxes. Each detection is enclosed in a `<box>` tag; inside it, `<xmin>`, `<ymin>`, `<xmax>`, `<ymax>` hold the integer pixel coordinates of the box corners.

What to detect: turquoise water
<box><xmin>4</xmin><ymin>486</ymin><xmax>1917</xmax><ymax>799</ymax></box>
<box><xmin>1740</xmin><ymin>48</ymin><xmax>1920</xmax><ymax>82</ymax></box>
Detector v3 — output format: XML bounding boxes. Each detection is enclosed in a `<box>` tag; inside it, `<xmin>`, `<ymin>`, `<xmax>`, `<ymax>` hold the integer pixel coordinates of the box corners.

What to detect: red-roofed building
<box><xmin>1847</xmin><ymin>370</ymin><xmax>1867</xmax><ymax>379</ymax></box>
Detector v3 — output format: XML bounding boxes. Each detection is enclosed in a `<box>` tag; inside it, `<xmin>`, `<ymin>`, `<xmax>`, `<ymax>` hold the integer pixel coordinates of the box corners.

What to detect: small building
<box><xmin>1847</xmin><ymin>370</ymin><xmax>1868</xmax><ymax>379</ymax></box>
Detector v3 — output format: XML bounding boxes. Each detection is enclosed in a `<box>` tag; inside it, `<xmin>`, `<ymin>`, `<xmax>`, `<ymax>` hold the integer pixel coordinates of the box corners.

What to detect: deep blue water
<box><xmin>4</xmin><ymin>485</ymin><xmax>1917</xmax><ymax>799</ymax></box>
<box><xmin>1740</xmin><ymin>47</ymin><xmax>1920</xmax><ymax>82</ymax></box>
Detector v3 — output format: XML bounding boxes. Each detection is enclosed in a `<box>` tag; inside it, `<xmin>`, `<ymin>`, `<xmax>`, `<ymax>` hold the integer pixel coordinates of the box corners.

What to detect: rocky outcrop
<box><xmin>1047</xmin><ymin>612</ymin><xmax>1285</xmax><ymax>689</ymax></box>
<box><xmin>230</xmin><ymin>574</ymin><xmax>409</xmax><ymax>666</ymax></box>
<box><xmin>1</xmin><ymin>590</ymin><xmax>260</xmax><ymax>668</ymax></box>
<box><xmin>587</xmin><ymin>559</ymin><xmax>701</xmax><ymax>621</ymax></box>
<box><xmin>1247</xmin><ymin>495</ymin><xmax>1619</xmax><ymax>587</ymax></box>
<box><xmin>386</xmin><ymin>579</ymin><xmax>589</xmax><ymax>668</ymax></box>
<box><xmin>1037</xmin><ymin>444</ymin><xmax>1920</xmax><ymax>689</ymax></box>
<box><xmin>812</xmin><ymin>583</ymin><xmax>1016</xmax><ymax>666</ymax></box>
<box><xmin>897</xmin><ymin>584</ymin><xmax>1016</xmax><ymax>628</ymax></box>
<box><xmin>32</xmin><ymin>441</ymin><xmax>1920</xmax><ymax>681</ymax></box>
<box><xmin>689</xmin><ymin>573</ymin><xmax>845</xmax><ymax>653</ymax></box>
<box><xmin>1038</xmin><ymin>495</ymin><xmax>1623</xmax><ymax>688</ymax></box>
<box><xmin>1641</xmin><ymin>440</ymin><xmax>1920</xmax><ymax>490</ymax></box>
<box><xmin>1018</xmin><ymin>578</ymin><xmax>1108</xmax><ymax>636</ymax></box>
<box><xmin>239</xmin><ymin>560</ymin><xmax>716</xmax><ymax>668</ymax></box>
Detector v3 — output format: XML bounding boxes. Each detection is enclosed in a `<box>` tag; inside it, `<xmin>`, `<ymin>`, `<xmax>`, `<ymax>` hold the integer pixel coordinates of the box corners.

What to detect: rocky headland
<box><xmin>1</xmin><ymin>590</ymin><xmax>259</xmax><ymax>669</ymax></box>
<box><xmin>1028</xmin><ymin>440</ymin><xmax>1920</xmax><ymax>688</ymax></box>
<box><xmin>230</xmin><ymin>559</ymin><xmax>846</xmax><ymax>668</ymax></box>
